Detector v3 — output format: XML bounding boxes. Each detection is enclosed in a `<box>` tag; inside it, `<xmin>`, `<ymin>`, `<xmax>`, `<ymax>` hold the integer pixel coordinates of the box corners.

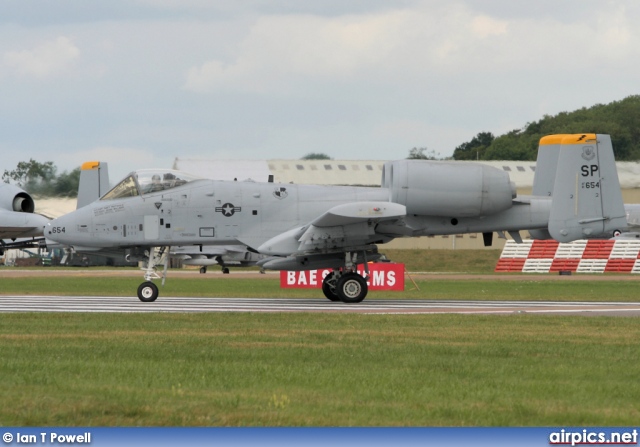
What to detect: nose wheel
<box><xmin>137</xmin><ymin>282</ymin><xmax>159</xmax><ymax>302</ymax></box>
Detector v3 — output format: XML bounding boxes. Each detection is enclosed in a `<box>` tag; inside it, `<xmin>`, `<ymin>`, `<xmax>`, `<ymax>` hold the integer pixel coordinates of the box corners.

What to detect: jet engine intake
<box><xmin>382</xmin><ymin>160</ymin><xmax>516</xmax><ymax>217</ymax></box>
<box><xmin>0</xmin><ymin>185</ymin><xmax>36</xmax><ymax>213</ymax></box>
<box><xmin>13</xmin><ymin>193</ymin><xmax>35</xmax><ymax>213</ymax></box>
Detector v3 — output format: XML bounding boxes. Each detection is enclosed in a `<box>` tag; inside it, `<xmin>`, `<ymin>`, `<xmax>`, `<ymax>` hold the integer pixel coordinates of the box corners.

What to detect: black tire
<box><xmin>199</xmin><ymin>266</ymin><xmax>207</xmax><ymax>274</ymax></box>
<box><xmin>336</xmin><ymin>273</ymin><xmax>368</xmax><ymax>303</ymax></box>
<box><xmin>322</xmin><ymin>272</ymin><xmax>341</xmax><ymax>301</ymax></box>
<box><xmin>222</xmin><ymin>267</ymin><xmax>230</xmax><ymax>274</ymax></box>
<box><xmin>137</xmin><ymin>281</ymin><xmax>159</xmax><ymax>302</ymax></box>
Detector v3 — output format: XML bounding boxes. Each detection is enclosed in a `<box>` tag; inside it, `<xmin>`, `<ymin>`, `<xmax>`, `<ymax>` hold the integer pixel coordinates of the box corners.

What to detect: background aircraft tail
<box><xmin>546</xmin><ymin>134</ymin><xmax>626</xmax><ymax>242</ymax></box>
<box><xmin>531</xmin><ymin>134</ymin><xmax>570</xmax><ymax>197</ymax></box>
<box><xmin>77</xmin><ymin>161</ymin><xmax>109</xmax><ymax>209</ymax></box>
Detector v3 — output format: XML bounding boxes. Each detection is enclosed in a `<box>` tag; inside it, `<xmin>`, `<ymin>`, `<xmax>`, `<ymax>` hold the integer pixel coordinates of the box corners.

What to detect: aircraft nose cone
<box><xmin>46</xmin><ymin>206</ymin><xmax>95</xmax><ymax>245</ymax></box>
<box><xmin>45</xmin><ymin>216</ymin><xmax>71</xmax><ymax>242</ymax></box>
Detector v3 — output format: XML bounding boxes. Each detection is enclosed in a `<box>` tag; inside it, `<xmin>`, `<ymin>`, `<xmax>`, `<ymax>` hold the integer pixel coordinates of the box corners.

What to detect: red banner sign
<box><xmin>280</xmin><ymin>263</ymin><xmax>405</xmax><ymax>291</ymax></box>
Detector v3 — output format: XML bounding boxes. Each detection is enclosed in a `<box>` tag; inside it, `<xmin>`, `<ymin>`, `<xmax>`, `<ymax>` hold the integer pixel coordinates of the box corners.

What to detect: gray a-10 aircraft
<box><xmin>45</xmin><ymin>133</ymin><xmax>629</xmax><ymax>303</ymax></box>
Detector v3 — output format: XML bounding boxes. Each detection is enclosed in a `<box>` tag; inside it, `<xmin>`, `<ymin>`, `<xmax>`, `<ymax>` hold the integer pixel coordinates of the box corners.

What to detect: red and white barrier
<box><xmin>496</xmin><ymin>239</ymin><xmax>640</xmax><ymax>273</ymax></box>
<box><xmin>280</xmin><ymin>263</ymin><xmax>405</xmax><ymax>290</ymax></box>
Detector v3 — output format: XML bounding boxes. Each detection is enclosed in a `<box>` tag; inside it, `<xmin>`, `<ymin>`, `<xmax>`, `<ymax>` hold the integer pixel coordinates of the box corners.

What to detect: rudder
<box><xmin>548</xmin><ymin>134</ymin><xmax>626</xmax><ymax>242</ymax></box>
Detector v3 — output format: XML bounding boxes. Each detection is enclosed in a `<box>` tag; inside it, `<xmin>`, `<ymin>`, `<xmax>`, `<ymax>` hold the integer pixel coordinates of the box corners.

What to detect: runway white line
<box><xmin>1</xmin><ymin>296</ymin><xmax>640</xmax><ymax>315</ymax></box>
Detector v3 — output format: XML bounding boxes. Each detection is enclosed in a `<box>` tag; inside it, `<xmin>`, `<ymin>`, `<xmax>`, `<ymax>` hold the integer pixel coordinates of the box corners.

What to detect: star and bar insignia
<box><xmin>215</xmin><ymin>203</ymin><xmax>242</xmax><ymax>217</ymax></box>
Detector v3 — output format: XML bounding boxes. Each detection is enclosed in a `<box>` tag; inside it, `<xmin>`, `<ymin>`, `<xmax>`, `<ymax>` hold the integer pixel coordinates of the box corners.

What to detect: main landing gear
<box><xmin>198</xmin><ymin>266</ymin><xmax>229</xmax><ymax>274</ymax></box>
<box><xmin>137</xmin><ymin>246</ymin><xmax>169</xmax><ymax>302</ymax></box>
<box><xmin>320</xmin><ymin>252</ymin><xmax>370</xmax><ymax>303</ymax></box>
<box><xmin>322</xmin><ymin>271</ymin><xmax>368</xmax><ymax>303</ymax></box>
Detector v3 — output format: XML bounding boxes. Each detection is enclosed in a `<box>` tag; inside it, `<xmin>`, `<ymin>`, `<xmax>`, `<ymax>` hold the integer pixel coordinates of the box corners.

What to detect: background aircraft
<box><xmin>45</xmin><ymin>134</ymin><xmax>628</xmax><ymax>303</ymax></box>
<box><xmin>0</xmin><ymin>182</ymin><xmax>49</xmax><ymax>254</ymax></box>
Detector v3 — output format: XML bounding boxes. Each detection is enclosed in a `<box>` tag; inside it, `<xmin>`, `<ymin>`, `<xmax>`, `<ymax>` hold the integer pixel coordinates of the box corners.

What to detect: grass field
<box><xmin>1</xmin><ymin>249</ymin><xmax>639</xmax><ymax>426</ymax></box>
<box><xmin>0</xmin><ymin>275</ymin><xmax>638</xmax><ymax>301</ymax></box>
<box><xmin>383</xmin><ymin>248</ymin><xmax>502</xmax><ymax>272</ymax></box>
<box><xmin>2</xmin><ymin>313</ymin><xmax>640</xmax><ymax>426</ymax></box>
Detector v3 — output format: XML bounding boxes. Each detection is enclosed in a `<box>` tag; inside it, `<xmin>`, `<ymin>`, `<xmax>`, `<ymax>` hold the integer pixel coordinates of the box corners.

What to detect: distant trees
<box><xmin>301</xmin><ymin>153</ymin><xmax>332</xmax><ymax>160</ymax></box>
<box><xmin>2</xmin><ymin>159</ymin><xmax>56</xmax><ymax>187</ymax></box>
<box><xmin>51</xmin><ymin>168</ymin><xmax>81</xmax><ymax>197</ymax></box>
<box><xmin>2</xmin><ymin>159</ymin><xmax>80</xmax><ymax>197</ymax></box>
<box><xmin>453</xmin><ymin>95</ymin><xmax>640</xmax><ymax>161</ymax></box>
<box><xmin>452</xmin><ymin>132</ymin><xmax>495</xmax><ymax>160</ymax></box>
<box><xmin>407</xmin><ymin>147</ymin><xmax>442</xmax><ymax>160</ymax></box>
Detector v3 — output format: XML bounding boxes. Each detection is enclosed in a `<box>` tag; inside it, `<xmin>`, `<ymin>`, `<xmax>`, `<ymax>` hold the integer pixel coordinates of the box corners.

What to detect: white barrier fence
<box><xmin>496</xmin><ymin>239</ymin><xmax>640</xmax><ymax>273</ymax></box>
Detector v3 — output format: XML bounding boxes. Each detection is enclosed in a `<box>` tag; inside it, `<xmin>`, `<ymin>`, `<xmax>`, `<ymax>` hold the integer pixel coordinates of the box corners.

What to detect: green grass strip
<box><xmin>1</xmin><ymin>313</ymin><xmax>639</xmax><ymax>426</ymax></box>
<box><xmin>0</xmin><ymin>276</ymin><xmax>638</xmax><ymax>301</ymax></box>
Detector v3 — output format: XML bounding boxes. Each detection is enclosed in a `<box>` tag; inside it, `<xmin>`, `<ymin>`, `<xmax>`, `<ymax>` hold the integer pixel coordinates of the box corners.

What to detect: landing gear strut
<box><xmin>322</xmin><ymin>272</ymin><xmax>341</xmax><ymax>301</ymax></box>
<box><xmin>136</xmin><ymin>246</ymin><xmax>169</xmax><ymax>302</ymax></box>
<box><xmin>214</xmin><ymin>255</ymin><xmax>231</xmax><ymax>274</ymax></box>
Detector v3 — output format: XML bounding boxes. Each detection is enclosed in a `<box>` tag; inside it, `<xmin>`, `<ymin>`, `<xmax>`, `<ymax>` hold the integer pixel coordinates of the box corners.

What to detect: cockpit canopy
<box><xmin>101</xmin><ymin>169</ymin><xmax>203</xmax><ymax>201</ymax></box>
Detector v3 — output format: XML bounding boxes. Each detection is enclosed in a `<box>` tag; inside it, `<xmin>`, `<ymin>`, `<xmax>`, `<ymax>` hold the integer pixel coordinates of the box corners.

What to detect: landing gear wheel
<box><xmin>199</xmin><ymin>266</ymin><xmax>207</xmax><ymax>274</ymax></box>
<box><xmin>322</xmin><ymin>272</ymin><xmax>341</xmax><ymax>302</ymax></box>
<box><xmin>336</xmin><ymin>273</ymin><xmax>368</xmax><ymax>303</ymax></box>
<box><xmin>222</xmin><ymin>267</ymin><xmax>230</xmax><ymax>274</ymax></box>
<box><xmin>137</xmin><ymin>281</ymin><xmax>159</xmax><ymax>302</ymax></box>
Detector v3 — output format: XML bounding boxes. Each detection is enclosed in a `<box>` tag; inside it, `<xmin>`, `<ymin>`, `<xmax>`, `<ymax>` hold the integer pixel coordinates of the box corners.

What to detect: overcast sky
<box><xmin>1</xmin><ymin>0</ymin><xmax>639</xmax><ymax>182</ymax></box>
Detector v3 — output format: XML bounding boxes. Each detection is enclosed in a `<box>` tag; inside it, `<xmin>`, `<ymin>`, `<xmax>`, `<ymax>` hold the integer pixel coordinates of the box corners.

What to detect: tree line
<box><xmin>453</xmin><ymin>95</ymin><xmax>640</xmax><ymax>161</ymax></box>
<box><xmin>2</xmin><ymin>159</ymin><xmax>80</xmax><ymax>197</ymax></box>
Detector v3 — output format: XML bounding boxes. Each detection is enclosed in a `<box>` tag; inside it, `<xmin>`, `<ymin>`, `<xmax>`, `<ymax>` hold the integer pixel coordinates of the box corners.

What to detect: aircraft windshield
<box><xmin>136</xmin><ymin>170</ymin><xmax>202</xmax><ymax>195</ymax></box>
<box><xmin>100</xmin><ymin>170</ymin><xmax>202</xmax><ymax>201</ymax></box>
<box><xmin>101</xmin><ymin>175</ymin><xmax>139</xmax><ymax>200</ymax></box>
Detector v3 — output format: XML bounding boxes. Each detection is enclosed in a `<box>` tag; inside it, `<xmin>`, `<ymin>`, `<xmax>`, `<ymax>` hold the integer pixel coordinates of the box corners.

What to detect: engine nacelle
<box><xmin>381</xmin><ymin>160</ymin><xmax>516</xmax><ymax>217</ymax></box>
<box><xmin>0</xmin><ymin>184</ymin><xmax>35</xmax><ymax>213</ymax></box>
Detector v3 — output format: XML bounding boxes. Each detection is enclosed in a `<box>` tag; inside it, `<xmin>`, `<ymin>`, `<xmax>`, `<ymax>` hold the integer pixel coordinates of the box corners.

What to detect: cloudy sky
<box><xmin>1</xmin><ymin>0</ymin><xmax>639</xmax><ymax>182</ymax></box>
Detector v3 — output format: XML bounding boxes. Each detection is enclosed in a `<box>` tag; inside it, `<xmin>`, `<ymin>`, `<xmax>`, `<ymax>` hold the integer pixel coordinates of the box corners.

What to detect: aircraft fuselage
<box><xmin>46</xmin><ymin>178</ymin><xmax>552</xmax><ymax>252</ymax></box>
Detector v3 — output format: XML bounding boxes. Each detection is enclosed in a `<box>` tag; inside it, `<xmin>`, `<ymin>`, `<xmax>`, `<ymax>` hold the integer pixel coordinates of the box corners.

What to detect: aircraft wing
<box><xmin>0</xmin><ymin>208</ymin><xmax>49</xmax><ymax>239</ymax></box>
<box><xmin>309</xmin><ymin>201</ymin><xmax>406</xmax><ymax>227</ymax></box>
<box><xmin>253</xmin><ymin>201</ymin><xmax>406</xmax><ymax>256</ymax></box>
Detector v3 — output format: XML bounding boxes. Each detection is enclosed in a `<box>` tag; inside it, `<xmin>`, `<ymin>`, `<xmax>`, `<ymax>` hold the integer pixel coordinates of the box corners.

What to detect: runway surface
<box><xmin>1</xmin><ymin>295</ymin><xmax>640</xmax><ymax>315</ymax></box>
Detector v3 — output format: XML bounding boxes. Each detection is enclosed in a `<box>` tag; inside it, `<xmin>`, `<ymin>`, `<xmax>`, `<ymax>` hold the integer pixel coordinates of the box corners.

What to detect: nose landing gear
<box><xmin>136</xmin><ymin>246</ymin><xmax>169</xmax><ymax>302</ymax></box>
